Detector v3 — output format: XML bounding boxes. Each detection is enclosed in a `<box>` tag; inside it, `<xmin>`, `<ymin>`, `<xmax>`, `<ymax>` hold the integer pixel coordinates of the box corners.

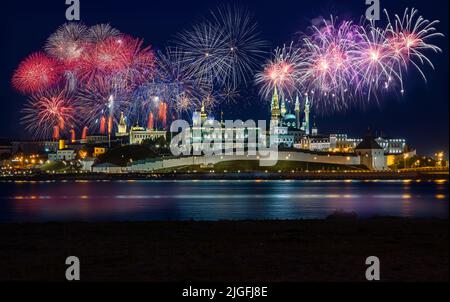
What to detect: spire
<box><xmin>295</xmin><ymin>94</ymin><xmax>301</xmax><ymax>129</ymax></box>
<box><xmin>119</xmin><ymin>112</ymin><xmax>126</xmax><ymax>125</ymax></box>
<box><xmin>270</xmin><ymin>88</ymin><xmax>281</xmax><ymax>128</ymax></box>
<box><xmin>304</xmin><ymin>93</ymin><xmax>311</xmax><ymax>135</ymax></box>
<box><xmin>117</xmin><ymin>111</ymin><xmax>127</xmax><ymax>135</ymax></box>
<box><xmin>200</xmin><ymin>100</ymin><xmax>207</xmax><ymax>124</ymax></box>
<box><xmin>295</xmin><ymin>94</ymin><xmax>300</xmax><ymax>112</ymax></box>
<box><xmin>281</xmin><ymin>98</ymin><xmax>287</xmax><ymax>117</ymax></box>
<box><xmin>271</xmin><ymin>87</ymin><xmax>279</xmax><ymax>109</ymax></box>
<box><xmin>201</xmin><ymin>100</ymin><xmax>205</xmax><ymax>114</ymax></box>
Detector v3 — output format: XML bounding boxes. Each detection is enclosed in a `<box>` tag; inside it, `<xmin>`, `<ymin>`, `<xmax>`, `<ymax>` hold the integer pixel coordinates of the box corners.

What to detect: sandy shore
<box><xmin>0</xmin><ymin>218</ymin><xmax>447</xmax><ymax>282</ymax></box>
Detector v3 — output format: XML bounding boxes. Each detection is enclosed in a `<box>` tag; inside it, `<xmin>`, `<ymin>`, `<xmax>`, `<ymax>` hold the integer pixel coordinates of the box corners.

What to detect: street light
<box><xmin>403</xmin><ymin>153</ymin><xmax>409</xmax><ymax>170</ymax></box>
<box><xmin>435</xmin><ymin>152</ymin><xmax>444</xmax><ymax>167</ymax></box>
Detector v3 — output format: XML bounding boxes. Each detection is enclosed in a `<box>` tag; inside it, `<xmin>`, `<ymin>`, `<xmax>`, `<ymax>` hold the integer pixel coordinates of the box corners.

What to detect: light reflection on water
<box><xmin>0</xmin><ymin>180</ymin><xmax>448</xmax><ymax>222</ymax></box>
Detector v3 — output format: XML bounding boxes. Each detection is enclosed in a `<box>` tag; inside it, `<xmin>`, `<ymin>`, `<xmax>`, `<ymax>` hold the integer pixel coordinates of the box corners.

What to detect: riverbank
<box><xmin>1</xmin><ymin>170</ymin><xmax>448</xmax><ymax>181</ymax></box>
<box><xmin>0</xmin><ymin>218</ymin><xmax>447</xmax><ymax>282</ymax></box>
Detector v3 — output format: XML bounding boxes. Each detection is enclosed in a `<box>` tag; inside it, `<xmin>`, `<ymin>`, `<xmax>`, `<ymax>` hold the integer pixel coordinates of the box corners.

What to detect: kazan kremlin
<box><xmin>4</xmin><ymin>88</ymin><xmax>433</xmax><ymax>175</ymax></box>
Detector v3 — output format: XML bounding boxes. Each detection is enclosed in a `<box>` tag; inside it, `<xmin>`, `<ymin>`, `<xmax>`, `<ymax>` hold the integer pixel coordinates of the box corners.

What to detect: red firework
<box><xmin>108</xmin><ymin>116</ymin><xmax>113</xmax><ymax>134</ymax></box>
<box><xmin>78</xmin><ymin>36</ymin><xmax>131</xmax><ymax>82</ymax></box>
<box><xmin>12</xmin><ymin>52</ymin><xmax>62</xmax><ymax>95</ymax></box>
<box><xmin>78</xmin><ymin>35</ymin><xmax>155</xmax><ymax>85</ymax></box>
<box><xmin>147</xmin><ymin>112</ymin><xmax>154</xmax><ymax>130</ymax></box>
<box><xmin>158</xmin><ymin>102</ymin><xmax>168</xmax><ymax>129</ymax></box>
<box><xmin>53</xmin><ymin>126</ymin><xmax>60</xmax><ymax>140</ymax></box>
<box><xmin>99</xmin><ymin>116</ymin><xmax>107</xmax><ymax>134</ymax></box>
<box><xmin>82</xmin><ymin>126</ymin><xmax>89</xmax><ymax>140</ymax></box>
<box><xmin>21</xmin><ymin>89</ymin><xmax>78</xmax><ymax>139</ymax></box>
<box><xmin>122</xmin><ymin>36</ymin><xmax>156</xmax><ymax>84</ymax></box>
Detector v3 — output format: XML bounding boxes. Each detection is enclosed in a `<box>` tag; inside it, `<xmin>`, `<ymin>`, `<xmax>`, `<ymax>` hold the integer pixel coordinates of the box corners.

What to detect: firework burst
<box><xmin>12</xmin><ymin>52</ymin><xmax>62</xmax><ymax>95</ymax></box>
<box><xmin>174</xmin><ymin>5</ymin><xmax>266</xmax><ymax>107</ymax></box>
<box><xmin>175</xmin><ymin>22</ymin><xmax>230</xmax><ymax>86</ymax></box>
<box><xmin>212</xmin><ymin>5</ymin><xmax>267</xmax><ymax>88</ymax></box>
<box><xmin>255</xmin><ymin>43</ymin><xmax>302</xmax><ymax>100</ymax></box>
<box><xmin>77</xmin><ymin>76</ymin><xmax>131</xmax><ymax>133</ymax></box>
<box><xmin>45</xmin><ymin>23</ymin><xmax>90</xmax><ymax>63</ymax></box>
<box><xmin>88</xmin><ymin>23</ymin><xmax>121</xmax><ymax>43</ymax></box>
<box><xmin>257</xmin><ymin>8</ymin><xmax>443</xmax><ymax>112</ymax></box>
<box><xmin>21</xmin><ymin>89</ymin><xmax>78</xmax><ymax>139</ymax></box>
<box><xmin>387</xmin><ymin>8</ymin><xmax>444</xmax><ymax>81</ymax></box>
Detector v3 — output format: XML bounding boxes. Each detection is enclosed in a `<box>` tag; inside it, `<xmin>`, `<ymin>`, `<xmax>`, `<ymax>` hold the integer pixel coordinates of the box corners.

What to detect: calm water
<box><xmin>0</xmin><ymin>180</ymin><xmax>448</xmax><ymax>222</ymax></box>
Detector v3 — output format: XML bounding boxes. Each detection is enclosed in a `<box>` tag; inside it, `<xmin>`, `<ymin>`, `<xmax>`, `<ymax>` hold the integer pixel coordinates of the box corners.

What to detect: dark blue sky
<box><xmin>0</xmin><ymin>0</ymin><xmax>448</xmax><ymax>156</ymax></box>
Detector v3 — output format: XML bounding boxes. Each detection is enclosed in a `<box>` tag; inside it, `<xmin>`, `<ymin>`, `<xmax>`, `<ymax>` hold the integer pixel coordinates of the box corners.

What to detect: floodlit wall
<box><xmin>128</xmin><ymin>151</ymin><xmax>361</xmax><ymax>172</ymax></box>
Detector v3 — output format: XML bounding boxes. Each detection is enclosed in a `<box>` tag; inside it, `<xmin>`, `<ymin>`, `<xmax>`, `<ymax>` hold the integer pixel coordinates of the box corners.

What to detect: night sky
<box><xmin>0</xmin><ymin>0</ymin><xmax>448</xmax><ymax>156</ymax></box>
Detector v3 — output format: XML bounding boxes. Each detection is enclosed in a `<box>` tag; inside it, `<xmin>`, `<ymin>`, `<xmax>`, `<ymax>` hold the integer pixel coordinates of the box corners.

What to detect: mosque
<box><xmin>269</xmin><ymin>88</ymin><xmax>312</xmax><ymax>148</ymax></box>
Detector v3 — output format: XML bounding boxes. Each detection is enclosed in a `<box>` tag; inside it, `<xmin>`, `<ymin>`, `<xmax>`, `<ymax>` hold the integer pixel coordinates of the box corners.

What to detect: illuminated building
<box><xmin>299</xmin><ymin>135</ymin><xmax>331</xmax><ymax>151</ymax></box>
<box><xmin>355</xmin><ymin>133</ymin><xmax>388</xmax><ymax>171</ymax></box>
<box><xmin>269</xmin><ymin>89</ymin><xmax>305</xmax><ymax>148</ymax></box>
<box><xmin>190</xmin><ymin>104</ymin><xmax>265</xmax><ymax>154</ymax></box>
<box><xmin>116</xmin><ymin>112</ymin><xmax>128</xmax><ymax>137</ymax></box>
<box><xmin>94</xmin><ymin>147</ymin><xmax>108</xmax><ymax>157</ymax></box>
<box><xmin>129</xmin><ymin>126</ymin><xmax>167</xmax><ymax>145</ymax></box>
<box><xmin>85</xmin><ymin>135</ymin><xmax>110</xmax><ymax>145</ymax></box>
<box><xmin>329</xmin><ymin>134</ymin><xmax>406</xmax><ymax>154</ymax></box>
<box><xmin>48</xmin><ymin>149</ymin><xmax>76</xmax><ymax>161</ymax></box>
<box><xmin>375</xmin><ymin>137</ymin><xmax>406</xmax><ymax>154</ymax></box>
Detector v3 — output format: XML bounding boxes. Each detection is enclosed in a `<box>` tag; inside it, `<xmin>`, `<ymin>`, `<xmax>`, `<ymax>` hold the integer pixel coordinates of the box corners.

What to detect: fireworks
<box><xmin>155</xmin><ymin>48</ymin><xmax>205</xmax><ymax>113</ymax></box>
<box><xmin>77</xmin><ymin>76</ymin><xmax>131</xmax><ymax>134</ymax></box>
<box><xmin>11</xmin><ymin>7</ymin><xmax>443</xmax><ymax>139</ymax></box>
<box><xmin>88</xmin><ymin>24</ymin><xmax>121</xmax><ymax>43</ymax></box>
<box><xmin>387</xmin><ymin>8</ymin><xmax>444</xmax><ymax>81</ymax></box>
<box><xmin>175</xmin><ymin>22</ymin><xmax>230</xmax><ymax>87</ymax></box>
<box><xmin>255</xmin><ymin>43</ymin><xmax>302</xmax><ymax>100</ymax></box>
<box><xmin>174</xmin><ymin>5</ymin><xmax>267</xmax><ymax>109</ymax></box>
<box><xmin>21</xmin><ymin>89</ymin><xmax>78</xmax><ymax>139</ymax></box>
<box><xmin>45</xmin><ymin>23</ymin><xmax>90</xmax><ymax>63</ymax></box>
<box><xmin>12</xmin><ymin>52</ymin><xmax>62</xmax><ymax>95</ymax></box>
<box><xmin>211</xmin><ymin>6</ymin><xmax>267</xmax><ymax>88</ymax></box>
<box><xmin>257</xmin><ymin>8</ymin><xmax>443</xmax><ymax>112</ymax></box>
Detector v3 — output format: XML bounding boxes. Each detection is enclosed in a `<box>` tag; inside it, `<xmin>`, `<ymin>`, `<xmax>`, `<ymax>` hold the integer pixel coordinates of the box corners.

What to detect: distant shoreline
<box><xmin>1</xmin><ymin>170</ymin><xmax>448</xmax><ymax>181</ymax></box>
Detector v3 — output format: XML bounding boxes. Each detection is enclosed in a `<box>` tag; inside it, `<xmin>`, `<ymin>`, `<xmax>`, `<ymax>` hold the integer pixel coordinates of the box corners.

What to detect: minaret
<box><xmin>117</xmin><ymin>111</ymin><xmax>127</xmax><ymax>136</ymax></box>
<box><xmin>304</xmin><ymin>94</ymin><xmax>311</xmax><ymax>135</ymax></box>
<box><xmin>311</xmin><ymin>117</ymin><xmax>318</xmax><ymax>136</ymax></box>
<box><xmin>280</xmin><ymin>98</ymin><xmax>287</xmax><ymax>117</ymax></box>
<box><xmin>270</xmin><ymin>87</ymin><xmax>281</xmax><ymax>128</ymax></box>
<box><xmin>294</xmin><ymin>95</ymin><xmax>300</xmax><ymax>129</ymax></box>
<box><xmin>200</xmin><ymin>100</ymin><xmax>207</xmax><ymax>125</ymax></box>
